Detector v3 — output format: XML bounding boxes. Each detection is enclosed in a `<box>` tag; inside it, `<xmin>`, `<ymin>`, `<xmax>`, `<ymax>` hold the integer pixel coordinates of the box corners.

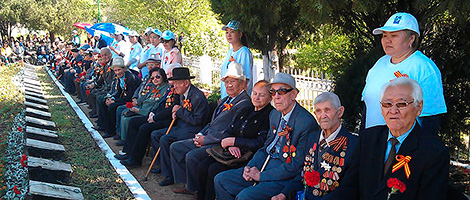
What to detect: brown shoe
<box><xmin>172</xmin><ymin>187</ymin><xmax>195</xmax><ymax>195</ymax></box>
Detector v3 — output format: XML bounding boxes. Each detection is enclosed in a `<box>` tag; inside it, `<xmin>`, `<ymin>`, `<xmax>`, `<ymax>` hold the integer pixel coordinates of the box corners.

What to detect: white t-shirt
<box><xmin>140</xmin><ymin>44</ymin><xmax>155</xmax><ymax>78</ymax></box>
<box><xmin>362</xmin><ymin>50</ymin><xmax>447</xmax><ymax>128</ymax></box>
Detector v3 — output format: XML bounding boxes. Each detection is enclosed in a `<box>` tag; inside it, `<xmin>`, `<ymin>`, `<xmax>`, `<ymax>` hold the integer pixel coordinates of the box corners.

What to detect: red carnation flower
<box><xmin>125</xmin><ymin>102</ymin><xmax>134</xmax><ymax>108</ymax></box>
<box><xmin>17</xmin><ymin>126</ymin><xmax>22</xmax><ymax>132</ymax></box>
<box><xmin>13</xmin><ymin>185</ymin><xmax>21</xmax><ymax>194</ymax></box>
<box><xmin>20</xmin><ymin>154</ymin><xmax>27</xmax><ymax>167</ymax></box>
<box><xmin>86</xmin><ymin>89</ymin><xmax>90</xmax><ymax>96</ymax></box>
<box><xmin>304</xmin><ymin>170</ymin><xmax>320</xmax><ymax>187</ymax></box>
<box><xmin>387</xmin><ymin>178</ymin><xmax>406</xmax><ymax>193</ymax></box>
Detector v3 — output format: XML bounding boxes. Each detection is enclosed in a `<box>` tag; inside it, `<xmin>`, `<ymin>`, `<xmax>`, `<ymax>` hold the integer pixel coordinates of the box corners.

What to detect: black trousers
<box><xmin>126</xmin><ymin>116</ymin><xmax>171</xmax><ymax>164</ymax></box>
<box><xmin>196</xmin><ymin>155</ymin><xmax>245</xmax><ymax>200</ymax></box>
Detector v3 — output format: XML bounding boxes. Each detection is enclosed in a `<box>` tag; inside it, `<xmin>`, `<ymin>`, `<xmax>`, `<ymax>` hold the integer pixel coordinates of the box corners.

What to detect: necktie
<box><xmin>319</xmin><ymin>138</ymin><xmax>327</xmax><ymax>152</ymax></box>
<box><xmin>384</xmin><ymin>138</ymin><xmax>399</xmax><ymax>177</ymax></box>
<box><xmin>266</xmin><ymin>118</ymin><xmax>287</xmax><ymax>158</ymax></box>
<box><xmin>215</xmin><ymin>97</ymin><xmax>232</xmax><ymax>117</ymax></box>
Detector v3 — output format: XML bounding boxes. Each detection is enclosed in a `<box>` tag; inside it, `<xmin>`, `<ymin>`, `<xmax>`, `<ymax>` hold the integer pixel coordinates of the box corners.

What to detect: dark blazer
<box><xmin>281</xmin><ymin>126</ymin><xmax>358</xmax><ymax>199</ymax></box>
<box><xmin>232</xmin><ymin>104</ymin><xmax>274</xmax><ymax>152</ymax></box>
<box><xmin>150</xmin><ymin>86</ymin><xmax>179</xmax><ymax>125</ymax></box>
<box><xmin>247</xmin><ymin>102</ymin><xmax>320</xmax><ymax>182</ymax></box>
<box><xmin>111</xmin><ymin>70</ymin><xmax>141</xmax><ymax>104</ymax></box>
<box><xmin>200</xmin><ymin>90</ymin><xmax>253</xmax><ymax>145</ymax></box>
<box><xmin>172</xmin><ymin>84</ymin><xmax>210</xmax><ymax>140</ymax></box>
<box><xmin>327</xmin><ymin>124</ymin><xmax>449</xmax><ymax>200</ymax></box>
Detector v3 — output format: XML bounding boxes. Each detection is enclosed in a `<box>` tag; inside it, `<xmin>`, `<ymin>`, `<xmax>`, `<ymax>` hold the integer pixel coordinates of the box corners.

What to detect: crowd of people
<box><xmin>0</xmin><ymin>33</ymin><xmax>56</xmax><ymax>65</ymax></box>
<box><xmin>14</xmin><ymin>12</ymin><xmax>459</xmax><ymax>200</ymax></box>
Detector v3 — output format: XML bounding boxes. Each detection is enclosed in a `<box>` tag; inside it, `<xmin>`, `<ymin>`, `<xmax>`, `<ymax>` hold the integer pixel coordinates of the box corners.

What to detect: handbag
<box><xmin>206</xmin><ymin>145</ymin><xmax>253</xmax><ymax>167</ymax></box>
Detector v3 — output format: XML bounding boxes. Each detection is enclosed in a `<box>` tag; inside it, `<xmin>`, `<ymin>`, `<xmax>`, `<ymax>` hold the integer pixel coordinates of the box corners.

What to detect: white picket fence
<box><xmin>183</xmin><ymin>56</ymin><xmax>334</xmax><ymax>111</ymax></box>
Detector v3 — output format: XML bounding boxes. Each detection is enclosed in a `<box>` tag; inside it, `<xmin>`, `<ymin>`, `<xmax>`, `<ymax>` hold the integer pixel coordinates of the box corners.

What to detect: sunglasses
<box><xmin>162</xmin><ymin>40</ymin><xmax>171</xmax><ymax>43</ymax></box>
<box><xmin>269</xmin><ymin>88</ymin><xmax>294</xmax><ymax>96</ymax></box>
<box><xmin>380</xmin><ymin>100</ymin><xmax>414</xmax><ymax>109</ymax></box>
<box><xmin>150</xmin><ymin>75</ymin><xmax>161</xmax><ymax>80</ymax></box>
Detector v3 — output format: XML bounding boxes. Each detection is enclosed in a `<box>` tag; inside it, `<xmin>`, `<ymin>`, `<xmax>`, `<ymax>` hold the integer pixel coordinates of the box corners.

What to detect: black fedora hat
<box><xmin>168</xmin><ymin>68</ymin><xmax>195</xmax><ymax>80</ymax></box>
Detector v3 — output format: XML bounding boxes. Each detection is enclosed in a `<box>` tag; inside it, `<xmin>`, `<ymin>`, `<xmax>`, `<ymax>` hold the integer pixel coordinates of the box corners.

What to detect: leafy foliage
<box><xmin>293</xmin><ymin>25</ymin><xmax>354</xmax><ymax>74</ymax></box>
<box><xmin>102</xmin><ymin>0</ymin><xmax>226</xmax><ymax>58</ymax></box>
<box><xmin>210</xmin><ymin>0</ymin><xmax>315</xmax><ymax>68</ymax></box>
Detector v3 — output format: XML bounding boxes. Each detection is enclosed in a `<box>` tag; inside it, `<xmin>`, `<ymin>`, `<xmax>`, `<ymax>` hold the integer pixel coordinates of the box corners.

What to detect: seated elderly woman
<box><xmin>194</xmin><ymin>80</ymin><xmax>274</xmax><ymax>200</ymax></box>
<box><xmin>115</xmin><ymin>67</ymin><xmax>169</xmax><ymax>146</ymax></box>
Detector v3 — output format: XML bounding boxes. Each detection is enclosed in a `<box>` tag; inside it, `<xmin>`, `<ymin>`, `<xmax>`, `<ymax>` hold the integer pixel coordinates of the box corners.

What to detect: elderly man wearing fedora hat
<box><xmin>147</xmin><ymin>67</ymin><xmax>211</xmax><ymax>185</ymax></box>
<box><xmin>98</xmin><ymin>57</ymin><xmax>141</xmax><ymax>138</ymax></box>
<box><xmin>160</xmin><ymin>62</ymin><xmax>254</xmax><ymax>192</ymax></box>
<box><xmin>214</xmin><ymin>72</ymin><xmax>320</xmax><ymax>200</ymax></box>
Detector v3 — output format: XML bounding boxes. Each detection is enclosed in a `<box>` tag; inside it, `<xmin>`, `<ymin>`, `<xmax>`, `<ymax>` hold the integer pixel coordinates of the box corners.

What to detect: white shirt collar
<box><xmin>281</xmin><ymin>103</ymin><xmax>296</xmax><ymax>123</ymax></box>
<box><xmin>183</xmin><ymin>85</ymin><xmax>190</xmax><ymax>100</ymax></box>
<box><xmin>319</xmin><ymin>124</ymin><xmax>342</xmax><ymax>147</ymax></box>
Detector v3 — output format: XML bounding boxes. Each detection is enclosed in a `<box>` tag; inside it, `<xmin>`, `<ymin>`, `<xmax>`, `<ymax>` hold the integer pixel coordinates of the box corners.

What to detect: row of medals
<box><xmin>303</xmin><ymin>144</ymin><xmax>347</xmax><ymax>197</ymax></box>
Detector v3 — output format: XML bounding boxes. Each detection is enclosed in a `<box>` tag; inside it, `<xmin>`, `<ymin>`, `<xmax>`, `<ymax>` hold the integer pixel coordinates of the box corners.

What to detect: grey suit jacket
<box><xmin>247</xmin><ymin>102</ymin><xmax>320</xmax><ymax>182</ymax></box>
<box><xmin>201</xmin><ymin>90</ymin><xmax>253</xmax><ymax>145</ymax></box>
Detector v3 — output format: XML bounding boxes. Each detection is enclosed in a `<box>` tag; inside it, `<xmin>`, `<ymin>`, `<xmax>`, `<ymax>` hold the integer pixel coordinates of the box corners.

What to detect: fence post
<box><xmin>199</xmin><ymin>55</ymin><xmax>212</xmax><ymax>85</ymax></box>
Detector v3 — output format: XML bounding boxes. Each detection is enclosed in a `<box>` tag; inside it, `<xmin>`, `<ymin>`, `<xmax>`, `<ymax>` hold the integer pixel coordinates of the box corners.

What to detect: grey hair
<box><xmin>380</xmin><ymin>77</ymin><xmax>423</xmax><ymax>106</ymax></box>
<box><xmin>405</xmin><ymin>30</ymin><xmax>419</xmax><ymax>49</ymax></box>
<box><xmin>314</xmin><ymin>92</ymin><xmax>342</xmax><ymax>109</ymax></box>
<box><xmin>100</xmin><ymin>47</ymin><xmax>112</xmax><ymax>56</ymax></box>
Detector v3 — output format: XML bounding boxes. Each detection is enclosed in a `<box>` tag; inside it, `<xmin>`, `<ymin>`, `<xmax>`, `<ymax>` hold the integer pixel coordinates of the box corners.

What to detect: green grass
<box><xmin>36</xmin><ymin>67</ymin><xmax>134</xmax><ymax>200</ymax></box>
<box><xmin>0</xmin><ymin>63</ymin><xmax>24</xmax><ymax>196</ymax></box>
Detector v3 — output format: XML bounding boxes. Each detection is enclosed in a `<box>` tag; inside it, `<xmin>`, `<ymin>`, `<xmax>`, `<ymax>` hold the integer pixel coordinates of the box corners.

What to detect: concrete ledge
<box><xmin>28</xmin><ymin>157</ymin><xmax>72</xmax><ymax>184</ymax></box>
<box><xmin>25</xmin><ymin>101</ymin><xmax>49</xmax><ymax>111</ymax></box>
<box><xmin>26</xmin><ymin>126</ymin><xmax>58</xmax><ymax>143</ymax></box>
<box><xmin>26</xmin><ymin>138</ymin><xmax>65</xmax><ymax>161</ymax></box>
<box><xmin>28</xmin><ymin>180</ymin><xmax>84</xmax><ymax>200</ymax></box>
<box><xmin>25</xmin><ymin>116</ymin><xmax>55</xmax><ymax>130</ymax></box>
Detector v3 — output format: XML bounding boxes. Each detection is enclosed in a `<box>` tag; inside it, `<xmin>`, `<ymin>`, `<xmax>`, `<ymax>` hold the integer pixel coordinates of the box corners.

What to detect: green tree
<box><xmin>0</xmin><ymin>0</ymin><xmax>33</xmax><ymax>38</ymax></box>
<box><xmin>102</xmin><ymin>0</ymin><xmax>226</xmax><ymax>58</ymax></box>
<box><xmin>210</xmin><ymin>0</ymin><xmax>314</xmax><ymax>71</ymax></box>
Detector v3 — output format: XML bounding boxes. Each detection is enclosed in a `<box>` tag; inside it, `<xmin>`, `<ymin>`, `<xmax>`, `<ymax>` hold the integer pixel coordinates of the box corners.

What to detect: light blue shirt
<box><xmin>266</xmin><ymin>103</ymin><xmax>296</xmax><ymax>157</ymax></box>
<box><xmin>384</xmin><ymin>122</ymin><xmax>416</xmax><ymax>163</ymax></box>
<box><xmin>220</xmin><ymin>46</ymin><xmax>253</xmax><ymax>99</ymax></box>
<box><xmin>119</xmin><ymin>74</ymin><xmax>126</xmax><ymax>89</ymax></box>
<box><xmin>362</xmin><ymin>50</ymin><xmax>447</xmax><ymax>128</ymax></box>
<box><xmin>128</xmin><ymin>42</ymin><xmax>142</xmax><ymax>72</ymax></box>
<box><xmin>140</xmin><ymin>44</ymin><xmax>155</xmax><ymax>78</ymax></box>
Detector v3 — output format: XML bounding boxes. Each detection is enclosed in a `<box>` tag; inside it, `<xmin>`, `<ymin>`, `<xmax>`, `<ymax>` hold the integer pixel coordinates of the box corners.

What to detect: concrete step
<box><xmin>26</xmin><ymin>126</ymin><xmax>58</xmax><ymax>143</ymax></box>
<box><xmin>26</xmin><ymin>139</ymin><xmax>65</xmax><ymax>161</ymax></box>
<box><xmin>25</xmin><ymin>116</ymin><xmax>55</xmax><ymax>130</ymax></box>
<box><xmin>26</xmin><ymin>107</ymin><xmax>51</xmax><ymax>118</ymax></box>
<box><xmin>24</xmin><ymin>79</ymin><xmax>42</xmax><ymax>87</ymax></box>
<box><xmin>25</xmin><ymin>91</ymin><xmax>45</xmax><ymax>99</ymax></box>
<box><xmin>25</xmin><ymin>88</ymin><xmax>44</xmax><ymax>95</ymax></box>
<box><xmin>28</xmin><ymin>156</ymin><xmax>72</xmax><ymax>184</ymax></box>
<box><xmin>25</xmin><ymin>95</ymin><xmax>48</xmax><ymax>105</ymax></box>
<box><xmin>25</xmin><ymin>101</ymin><xmax>49</xmax><ymax>111</ymax></box>
<box><xmin>28</xmin><ymin>180</ymin><xmax>84</xmax><ymax>200</ymax></box>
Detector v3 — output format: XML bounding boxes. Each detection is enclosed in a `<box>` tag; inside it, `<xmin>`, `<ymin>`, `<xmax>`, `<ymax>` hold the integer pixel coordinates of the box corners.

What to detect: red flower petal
<box><xmin>20</xmin><ymin>154</ymin><xmax>27</xmax><ymax>167</ymax></box>
<box><xmin>17</xmin><ymin>127</ymin><xmax>22</xmax><ymax>132</ymax></box>
<box><xmin>13</xmin><ymin>185</ymin><xmax>21</xmax><ymax>194</ymax></box>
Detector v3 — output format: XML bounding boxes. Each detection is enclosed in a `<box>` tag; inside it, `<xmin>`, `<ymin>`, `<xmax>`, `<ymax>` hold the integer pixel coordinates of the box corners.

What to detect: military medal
<box><xmin>327</xmin><ymin>179</ymin><xmax>333</xmax><ymax>186</ymax></box>
<box><xmin>336</xmin><ymin>167</ymin><xmax>342</xmax><ymax>173</ymax></box>
<box><xmin>340</xmin><ymin>151</ymin><xmax>346</xmax><ymax>157</ymax></box>
<box><xmin>313</xmin><ymin>189</ymin><xmax>320</xmax><ymax>196</ymax></box>
<box><xmin>283</xmin><ymin>152</ymin><xmax>288</xmax><ymax>158</ymax></box>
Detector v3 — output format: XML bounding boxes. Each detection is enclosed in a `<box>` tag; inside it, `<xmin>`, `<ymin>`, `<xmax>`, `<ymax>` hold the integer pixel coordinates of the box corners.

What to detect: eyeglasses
<box><xmin>162</xmin><ymin>40</ymin><xmax>171</xmax><ymax>43</ymax></box>
<box><xmin>380</xmin><ymin>100</ymin><xmax>414</xmax><ymax>109</ymax></box>
<box><xmin>150</xmin><ymin>75</ymin><xmax>161</xmax><ymax>80</ymax></box>
<box><xmin>269</xmin><ymin>88</ymin><xmax>294</xmax><ymax>96</ymax></box>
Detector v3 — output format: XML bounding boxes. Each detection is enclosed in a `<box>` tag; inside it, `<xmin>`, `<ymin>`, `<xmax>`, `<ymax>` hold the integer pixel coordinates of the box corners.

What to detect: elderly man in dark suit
<box><xmin>214</xmin><ymin>72</ymin><xmax>320</xmax><ymax>200</ymax></box>
<box><xmin>152</xmin><ymin>67</ymin><xmax>213</xmax><ymax>186</ymax></box>
<box><xmin>99</xmin><ymin>57</ymin><xmax>141</xmax><ymax>138</ymax></box>
<box><xmin>327</xmin><ymin>77</ymin><xmax>449</xmax><ymax>200</ymax></box>
<box><xmin>272</xmin><ymin>92</ymin><xmax>358</xmax><ymax>200</ymax></box>
<box><xmin>164</xmin><ymin>62</ymin><xmax>254</xmax><ymax>192</ymax></box>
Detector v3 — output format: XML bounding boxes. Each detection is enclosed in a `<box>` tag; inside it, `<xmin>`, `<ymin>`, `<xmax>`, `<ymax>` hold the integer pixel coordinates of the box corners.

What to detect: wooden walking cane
<box><xmin>142</xmin><ymin>117</ymin><xmax>176</xmax><ymax>181</ymax></box>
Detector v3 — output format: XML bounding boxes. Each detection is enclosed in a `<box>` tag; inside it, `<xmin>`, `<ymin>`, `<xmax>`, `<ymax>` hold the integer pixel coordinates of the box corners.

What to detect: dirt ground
<box><xmin>71</xmin><ymin>95</ymin><xmax>192</xmax><ymax>200</ymax></box>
